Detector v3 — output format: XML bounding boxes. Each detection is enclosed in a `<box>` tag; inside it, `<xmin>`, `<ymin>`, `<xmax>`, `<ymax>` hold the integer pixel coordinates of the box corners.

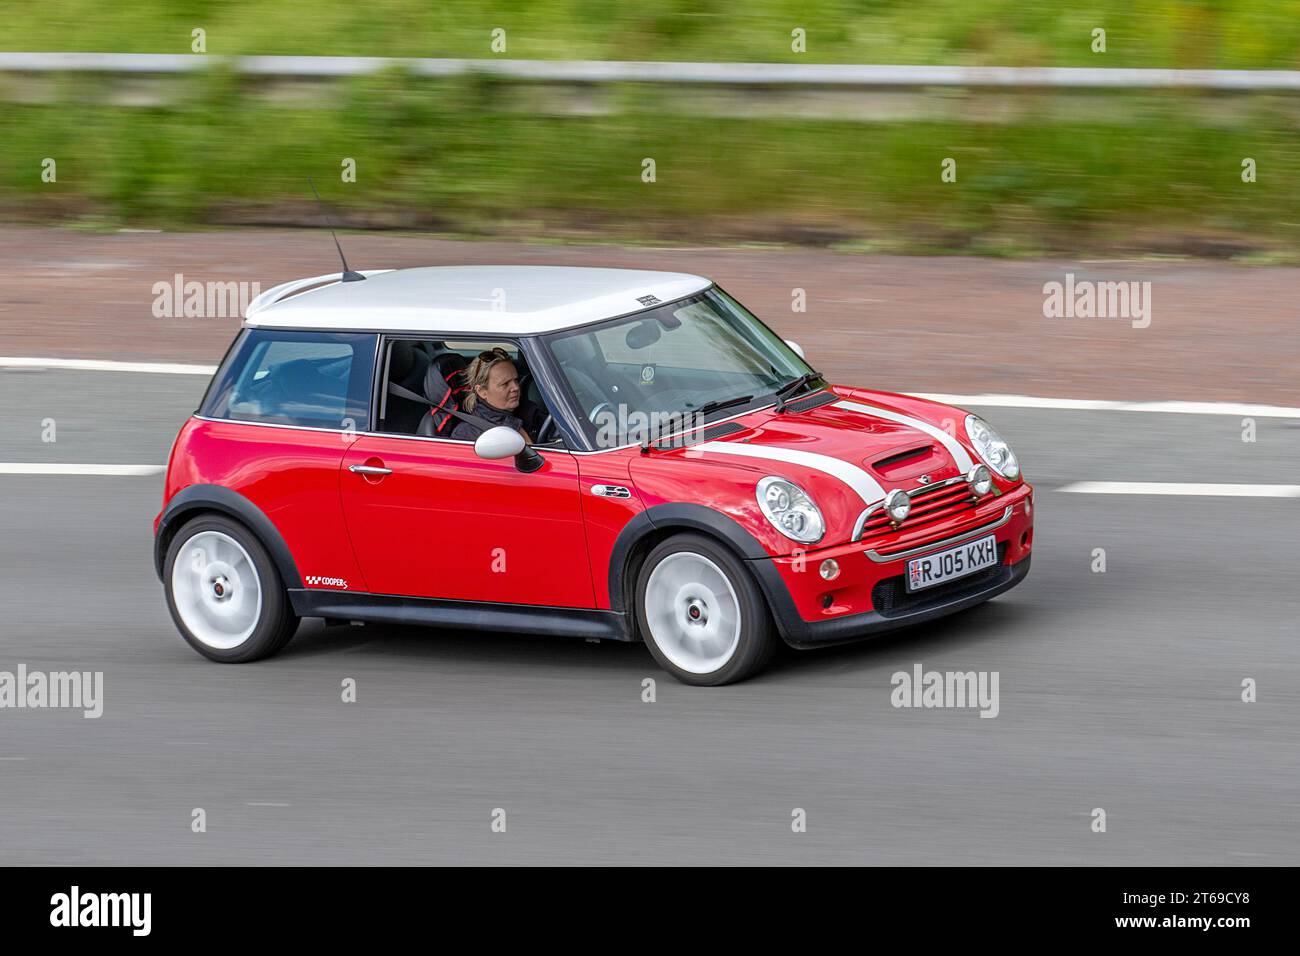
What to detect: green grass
<box><xmin>3</xmin><ymin>71</ymin><xmax>1298</xmax><ymax>257</ymax></box>
<box><xmin>2</xmin><ymin>0</ymin><xmax>1300</xmax><ymax>69</ymax></box>
<box><xmin>4</xmin><ymin>1</ymin><xmax>1300</xmax><ymax>255</ymax></box>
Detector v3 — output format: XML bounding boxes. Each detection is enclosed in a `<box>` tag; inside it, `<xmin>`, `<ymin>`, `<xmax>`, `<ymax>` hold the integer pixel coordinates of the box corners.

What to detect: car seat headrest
<box><xmin>389</xmin><ymin>340</ymin><xmax>416</xmax><ymax>382</ymax></box>
<box><xmin>426</xmin><ymin>353</ymin><xmax>468</xmax><ymax>396</ymax></box>
<box><xmin>422</xmin><ymin>352</ymin><xmax>471</xmax><ymax>433</ymax></box>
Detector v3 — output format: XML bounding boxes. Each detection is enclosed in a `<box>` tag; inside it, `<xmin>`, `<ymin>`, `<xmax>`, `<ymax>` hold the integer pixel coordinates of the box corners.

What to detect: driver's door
<box><xmin>339</xmin><ymin>334</ymin><xmax>593</xmax><ymax>608</ymax></box>
<box><xmin>339</xmin><ymin>433</ymin><xmax>594</xmax><ymax>607</ymax></box>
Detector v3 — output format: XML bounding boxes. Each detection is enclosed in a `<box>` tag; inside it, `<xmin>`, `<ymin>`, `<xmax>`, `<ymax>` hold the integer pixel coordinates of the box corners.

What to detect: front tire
<box><xmin>164</xmin><ymin>514</ymin><xmax>299</xmax><ymax>663</ymax></box>
<box><xmin>634</xmin><ymin>533</ymin><xmax>776</xmax><ymax>686</ymax></box>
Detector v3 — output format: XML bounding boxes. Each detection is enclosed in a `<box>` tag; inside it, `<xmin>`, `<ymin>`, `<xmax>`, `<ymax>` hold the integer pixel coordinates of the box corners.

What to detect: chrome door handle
<box><xmin>349</xmin><ymin>464</ymin><xmax>393</xmax><ymax>476</ymax></box>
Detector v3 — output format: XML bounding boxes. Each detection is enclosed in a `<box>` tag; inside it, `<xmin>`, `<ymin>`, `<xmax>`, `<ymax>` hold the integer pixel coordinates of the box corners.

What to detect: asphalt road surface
<box><xmin>0</xmin><ymin>367</ymin><xmax>1297</xmax><ymax>865</ymax></box>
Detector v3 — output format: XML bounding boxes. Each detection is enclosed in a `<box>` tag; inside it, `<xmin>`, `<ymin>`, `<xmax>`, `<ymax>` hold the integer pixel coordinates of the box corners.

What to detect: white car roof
<box><xmin>244</xmin><ymin>265</ymin><xmax>713</xmax><ymax>334</ymax></box>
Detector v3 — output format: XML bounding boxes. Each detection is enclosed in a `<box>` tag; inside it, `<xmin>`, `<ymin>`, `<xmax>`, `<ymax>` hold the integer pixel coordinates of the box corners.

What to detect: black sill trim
<box><xmin>288</xmin><ymin>589</ymin><xmax>632</xmax><ymax>642</ymax></box>
<box><xmin>748</xmin><ymin>553</ymin><xmax>1031</xmax><ymax>650</ymax></box>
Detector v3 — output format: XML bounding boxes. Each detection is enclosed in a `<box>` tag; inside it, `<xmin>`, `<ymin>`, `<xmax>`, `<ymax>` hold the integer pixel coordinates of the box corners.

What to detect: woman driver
<box><xmin>450</xmin><ymin>347</ymin><xmax>536</xmax><ymax>444</ymax></box>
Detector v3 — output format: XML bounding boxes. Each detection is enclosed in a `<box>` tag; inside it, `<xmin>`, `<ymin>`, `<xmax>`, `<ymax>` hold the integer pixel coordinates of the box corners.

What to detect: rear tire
<box><xmin>164</xmin><ymin>514</ymin><xmax>299</xmax><ymax>663</ymax></box>
<box><xmin>634</xmin><ymin>533</ymin><xmax>776</xmax><ymax>686</ymax></box>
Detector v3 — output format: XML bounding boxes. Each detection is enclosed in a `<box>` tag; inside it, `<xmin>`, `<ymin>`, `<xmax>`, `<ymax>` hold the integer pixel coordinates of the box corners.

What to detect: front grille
<box><xmin>858</xmin><ymin>479</ymin><xmax>979</xmax><ymax>541</ymax></box>
<box><xmin>871</xmin><ymin>543</ymin><xmax>1008</xmax><ymax>617</ymax></box>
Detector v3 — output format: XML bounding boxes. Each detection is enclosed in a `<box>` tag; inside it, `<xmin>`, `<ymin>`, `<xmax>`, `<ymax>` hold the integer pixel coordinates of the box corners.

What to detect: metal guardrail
<box><xmin>2</xmin><ymin>52</ymin><xmax>1300</xmax><ymax>89</ymax></box>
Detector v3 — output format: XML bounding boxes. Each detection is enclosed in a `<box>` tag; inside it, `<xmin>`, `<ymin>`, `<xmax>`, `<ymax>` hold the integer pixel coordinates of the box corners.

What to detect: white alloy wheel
<box><xmin>170</xmin><ymin>530</ymin><xmax>263</xmax><ymax>650</ymax></box>
<box><xmin>642</xmin><ymin>551</ymin><xmax>742</xmax><ymax>674</ymax></box>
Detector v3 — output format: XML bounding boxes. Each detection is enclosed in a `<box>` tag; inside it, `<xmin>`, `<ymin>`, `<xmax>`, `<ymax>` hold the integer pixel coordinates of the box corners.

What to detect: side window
<box><xmin>375</xmin><ymin>336</ymin><xmax>566</xmax><ymax>445</ymax></box>
<box><xmin>200</xmin><ymin>330</ymin><xmax>376</xmax><ymax>430</ymax></box>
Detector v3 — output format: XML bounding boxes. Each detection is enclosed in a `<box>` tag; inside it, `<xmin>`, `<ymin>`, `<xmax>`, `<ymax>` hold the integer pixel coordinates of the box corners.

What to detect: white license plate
<box><xmin>906</xmin><ymin>535</ymin><xmax>998</xmax><ymax>592</ymax></box>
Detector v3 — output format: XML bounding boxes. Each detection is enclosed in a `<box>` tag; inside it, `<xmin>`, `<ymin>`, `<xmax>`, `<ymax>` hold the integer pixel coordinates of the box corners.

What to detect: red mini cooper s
<box><xmin>154</xmin><ymin>266</ymin><xmax>1032</xmax><ymax>685</ymax></box>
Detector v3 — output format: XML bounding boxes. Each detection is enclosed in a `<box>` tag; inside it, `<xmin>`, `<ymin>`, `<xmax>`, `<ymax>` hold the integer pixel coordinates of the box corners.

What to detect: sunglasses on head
<box><xmin>476</xmin><ymin>347</ymin><xmax>511</xmax><ymax>363</ymax></box>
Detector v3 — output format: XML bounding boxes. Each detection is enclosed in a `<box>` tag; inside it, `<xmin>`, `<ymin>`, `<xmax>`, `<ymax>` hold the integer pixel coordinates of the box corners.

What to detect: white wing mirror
<box><xmin>784</xmin><ymin>339</ymin><xmax>806</xmax><ymax>360</ymax></box>
<box><xmin>474</xmin><ymin>426</ymin><xmax>526</xmax><ymax>460</ymax></box>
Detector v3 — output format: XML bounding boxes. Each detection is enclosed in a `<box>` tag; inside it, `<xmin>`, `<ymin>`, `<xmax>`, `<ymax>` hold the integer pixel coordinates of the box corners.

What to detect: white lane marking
<box><xmin>691</xmin><ymin>440</ymin><xmax>885</xmax><ymax>504</ymax></box>
<box><xmin>833</xmin><ymin>399</ymin><xmax>976</xmax><ymax>472</ymax></box>
<box><xmin>5</xmin><ymin>356</ymin><xmax>1294</xmax><ymax>418</ymax></box>
<box><xmin>0</xmin><ymin>356</ymin><xmax>216</xmax><ymax>375</ymax></box>
<box><xmin>2</xmin><ymin>356</ymin><xmax>1297</xmax><ymax>419</ymax></box>
<box><xmin>1058</xmin><ymin>482</ymin><xmax>1300</xmax><ymax>497</ymax></box>
<box><xmin>0</xmin><ymin>463</ymin><xmax>164</xmax><ymax>476</ymax></box>
<box><xmin>908</xmin><ymin>392</ymin><xmax>1300</xmax><ymax>419</ymax></box>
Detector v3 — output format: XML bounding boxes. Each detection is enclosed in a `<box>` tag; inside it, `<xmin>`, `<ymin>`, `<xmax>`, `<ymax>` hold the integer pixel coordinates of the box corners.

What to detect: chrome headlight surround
<box><xmin>964</xmin><ymin>415</ymin><xmax>1020</xmax><ymax>480</ymax></box>
<box><xmin>756</xmin><ymin>476</ymin><xmax>825</xmax><ymax>544</ymax></box>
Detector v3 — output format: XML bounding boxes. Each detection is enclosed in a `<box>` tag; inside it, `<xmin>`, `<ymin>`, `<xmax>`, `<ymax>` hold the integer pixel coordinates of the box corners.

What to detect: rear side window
<box><xmin>200</xmin><ymin>330</ymin><xmax>377</xmax><ymax>430</ymax></box>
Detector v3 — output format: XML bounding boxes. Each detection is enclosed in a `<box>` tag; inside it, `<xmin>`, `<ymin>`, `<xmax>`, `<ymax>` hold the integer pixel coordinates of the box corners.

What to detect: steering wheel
<box><xmin>587</xmin><ymin>401</ymin><xmax>612</xmax><ymax>425</ymax></box>
<box><xmin>535</xmin><ymin>414</ymin><xmax>558</xmax><ymax>444</ymax></box>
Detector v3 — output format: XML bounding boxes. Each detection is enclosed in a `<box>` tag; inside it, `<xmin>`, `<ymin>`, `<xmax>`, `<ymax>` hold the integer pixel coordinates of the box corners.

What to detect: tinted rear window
<box><xmin>200</xmin><ymin>330</ymin><xmax>377</xmax><ymax>430</ymax></box>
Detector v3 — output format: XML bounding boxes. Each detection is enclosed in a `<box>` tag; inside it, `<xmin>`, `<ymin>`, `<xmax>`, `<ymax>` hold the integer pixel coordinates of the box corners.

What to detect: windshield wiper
<box><xmin>773</xmin><ymin>372</ymin><xmax>821</xmax><ymax>411</ymax></box>
<box><xmin>696</xmin><ymin>394</ymin><xmax>754</xmax><ymax>416</ymax></box>
<box><xmin>640</xmin><ymin>393</ymin><xmax>755</xmax><ymax>453</ymax></box>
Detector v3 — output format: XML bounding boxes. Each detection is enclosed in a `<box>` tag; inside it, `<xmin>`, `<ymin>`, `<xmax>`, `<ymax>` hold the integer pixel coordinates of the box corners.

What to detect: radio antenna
<box><xmin>308</xmin><ymin>177</ymin><xmax>365</xmax><ymax>282</ymax></box>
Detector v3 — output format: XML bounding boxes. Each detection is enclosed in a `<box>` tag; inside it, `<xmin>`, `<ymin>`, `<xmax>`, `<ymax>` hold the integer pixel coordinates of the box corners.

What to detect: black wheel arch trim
<box><xmin>607</xmin><ymin>503</ymin><xmax>771</xmax><ymax>615</ymax></box>
<box><xmin>153</xmin><ymin>484</ymin><xmax>302</xmax><ymax>588</ymax></box>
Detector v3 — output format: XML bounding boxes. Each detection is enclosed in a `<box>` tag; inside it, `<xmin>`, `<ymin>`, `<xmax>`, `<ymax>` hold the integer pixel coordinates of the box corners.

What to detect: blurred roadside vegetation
<box><xmin>3</xmin><ymin>0</ymin><xmax>1299</xmax><ymax>68</ymax></box>
<box><xmin>1</xmin><ymin>2</ymin><xmax>1299</xmax><ymax>258</ymax></box>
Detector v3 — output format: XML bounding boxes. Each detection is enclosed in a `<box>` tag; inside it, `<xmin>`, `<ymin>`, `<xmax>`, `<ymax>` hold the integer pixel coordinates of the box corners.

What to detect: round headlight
<box><xmin>756</xmin><ymin>476</ymin><xmax>825</xmax><ymax>544</ymax></box>
<box><xmin>964</xmin><ymin>415</ymin><xmax>1020</xmax><ymax>480</ymax></box>
<box><xmin>967</xmin><ymin>464</ymin><xmax>993</xmax><ymax>496</ymax></box>
<box><xmin>884</xmin><ymin>488</ymin><xmax>911</xmax><ymax>523</ymax></box>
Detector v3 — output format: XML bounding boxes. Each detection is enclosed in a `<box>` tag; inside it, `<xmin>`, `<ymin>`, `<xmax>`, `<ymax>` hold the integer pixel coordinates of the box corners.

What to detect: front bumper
<box><xmin>749</xmin><ymin>484</ymin><xmax>1034</xmax><ymax>648</ymax></box>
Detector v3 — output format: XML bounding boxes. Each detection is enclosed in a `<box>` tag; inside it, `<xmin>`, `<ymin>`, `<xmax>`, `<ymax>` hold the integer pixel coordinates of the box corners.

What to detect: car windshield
<box><xmin>545</xmin><ymin>287</ymin><xmax>815</xmax><ymax>448</ymax></box>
